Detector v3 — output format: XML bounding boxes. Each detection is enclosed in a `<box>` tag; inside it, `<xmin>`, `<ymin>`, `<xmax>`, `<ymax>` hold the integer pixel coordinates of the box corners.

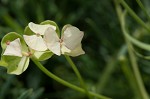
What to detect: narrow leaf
<box><xmin>17</xmin><ymin>89</ymin><xmax>33</xmax><ymax>99</ymax></box>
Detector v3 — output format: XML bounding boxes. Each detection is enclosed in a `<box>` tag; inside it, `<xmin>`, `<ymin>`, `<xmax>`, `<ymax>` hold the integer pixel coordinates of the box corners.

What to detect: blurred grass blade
<box><xmin>0</xmin><ymin>75</ymin><xmax>14</xmax><ymax>99</ymax></box>
<box><xmin>96</xmin><ymin>56</ymin><xmax>117</xmax><ymax>93</ymax></box>
<box><xmin>119</xmin><ymin>57</ymin><xmax>142</xmax><ymax>99</ymax></box>
<box><xmin>96</xmin><ymin>45</ymin><xmax>127</xmax><ymax>93</ymax></box>
<box><xmin>36</xmin><ymin>4</ymin><xmax>44</xmax><ymax>23</ymax></box>
<box><xmin>0</xmin><ymin>6</ymin><xmax>23</xmax><ymax>34</ymax></box>
<box><xmin>136</xmin><ymin>0</ymin><xmax>150</xmax><ymax>21</ymax></box>
<box><xmin>29</xmin><ymin>88</ymin><xmax>44</xmax><ymax>99</ymax></box>
<box><xmin>9</xmin><ymin>0</ymin><xmax>28</xmax><ymax>25</ymax></box>
<box><xmin>17</xmin><ymin>89</ymin><xmax>33</xmax><ymax>99</ymax></box>
<box><xmin>120</xmin><ymin>0</ymin><xmax>150</xmax><ymax>33</ymax></box>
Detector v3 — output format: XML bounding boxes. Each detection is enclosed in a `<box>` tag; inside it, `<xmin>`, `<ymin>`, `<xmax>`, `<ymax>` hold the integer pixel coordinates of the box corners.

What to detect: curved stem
<box><xmin>31</xmin><ymin>56</ymin><xmax>111</xmax><ymax>99</ymax></box>
<box><xmin>64</xmin><ymin>55</ymin><xmax>92</xmax><ymax>99</ymax></box>
<box><xmin>120</xmin><ymin>56</ymin><xmax>142</xmax><ymax>98</ymax></box>
<box><xmin>136</xmin><ymin>0</ymin><xmax>150</xmax><ymax>21</ymax></box>
<box><xmin>96</xmin><ymin>56</ymin><xmax>117</xmax><ymax>93</ymax></box>
<box><xmin>119</xmin><ymin>0</ymin><xmax>150</xmax><ymax>33</ymax></box>
<box><xmin>125</xmin><ymin>35</ymin><xmax>149</xmax><ymax>99</ymax></box>
<box><xmin>114</xmin><ymin>1</ymin><xmax>149</xmax><ymax>99</ymax></box>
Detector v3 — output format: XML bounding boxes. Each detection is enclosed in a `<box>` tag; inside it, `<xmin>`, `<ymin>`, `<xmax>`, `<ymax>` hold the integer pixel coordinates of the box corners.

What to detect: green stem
<box><xmin>31</xmin><ymin>56</ymin><xmax>111</xmax><ymax>99</ymax></box>
<box><xmin>96</xmin><ymin>56</ymin><xmax>117</xmax><ymax>93</ymax></box>
<box><xmin>64</xmin><ymin>55</ymin><xmax>92</xmax><ymax>99</ymax></box>
<box><xmin>96</xmin><ymin>45</ymin><xmax>127</xmax><ymax>93</ymax></box>
<box><xmin>119</xmin><ymin>56</ymin><xmax>142</xmax><ymax>98</ymax></box>
<box><xmin>125</xmin><ymin>36</ymin><xmax>149</xmax><ymax>99</ymax></box>
<box><xmin>119</xmin><ymin>0</ymin><xmax>150</xmax><ymax>33</ymax></box>
<box><xmin>115</xmin><ymin>1</ymin><xmax>149</xmax><ymax>99</ymax></box>
<box><xmin>136</xmin><ymin>0</ymin><xmax>150</xmax><ymax>21</ymax></box>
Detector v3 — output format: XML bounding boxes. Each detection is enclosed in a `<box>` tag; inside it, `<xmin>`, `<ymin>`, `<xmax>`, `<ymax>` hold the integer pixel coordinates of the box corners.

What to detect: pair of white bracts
<box><xmin>23</xmin><ymin>22</ymin><xmax>85</xmax><ymax>56</ymax></box>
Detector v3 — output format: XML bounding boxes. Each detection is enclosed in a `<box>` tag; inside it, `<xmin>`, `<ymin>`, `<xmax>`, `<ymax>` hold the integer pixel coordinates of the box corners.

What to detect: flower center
<box><xmin>6</xmin><ymin>41</ymin><xmax>10</xmax><ymax>45</ymax></box>
<box><xmin>27</xmin><ymin>52</ymin><xmax>32</xmax><ymax>56</ymax></box>
<box><xmin>59</xmin><ymin>39</ymin><xmax>63</xmax><ymax>43</ymax></box>
<box><xmin>22</xmin><ymin>52</ymin><xmax>32</xmax><ymax>57</ymax></box>
<box><xmin>36</xmin><ymin>33</ymin><xmax>41</xmax><ymax>37</ymax></box>
<box><xmin>59</xmin><ymin>39</ymin><xmax>64</xmax><ymax>48</ymax></box>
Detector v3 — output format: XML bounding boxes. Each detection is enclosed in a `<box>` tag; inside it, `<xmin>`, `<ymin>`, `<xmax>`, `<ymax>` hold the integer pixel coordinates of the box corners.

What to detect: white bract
<box><xmin>44</xmin><ymin>26</ymin><xmax>85</xmax><ymax>56</ymax></box>
<box><xmin>4</xmin><ymin>38</ymin><xmax>22</xmax><ymax>57</ymax></box>
<box><xmin>23</xmin><ymin>22</ymin><xmax>56</xmax><ymax>51</ymax></box>
<box><xmin>3</xmin><ymin>38</ymin><xmax>30</xmax><ymax>75</ymax></box>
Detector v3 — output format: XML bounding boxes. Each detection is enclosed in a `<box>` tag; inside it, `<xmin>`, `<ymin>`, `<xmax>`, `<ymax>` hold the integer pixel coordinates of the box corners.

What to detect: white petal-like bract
<box><xmin>44</xmin><ymin>28</ymin><xmax>61</xmax><ymax>55</ymax></box>
<box><xmin>29</xmin><ymin>22</ymin><xmax>56</xmax><ymax>35</ymax></box>
<box><xmin>23</xmin><ymin>35</ymin><xmax>47</xmax><ymax>51</ymax></box>
<box><xmin>61</xmin><ymin>45</ymin><xmax>71</xmax><ymax>54</ymax></box>
<box><xmin>44</xmin><ymin>26</ymin><xmax>85</xmax><ymax>56</ymax></box>
<box><xmin>64</xmin><ymin>44</ymin><xmax>85</xmax><ymax>57</ymax></box>
<box><xmin>9</xmin><ymin>56</ymin><xmax>29</xmax><ymax>75</ymax></box>
<box><xmin>3</xmin><ymin>38</ymin><xmax>22</xmax><ymax>57</ymax></box>
<box><xmin>62</xmin><ymin>26</ymin><xmax>84</xmax><ymax>50</ymax></box>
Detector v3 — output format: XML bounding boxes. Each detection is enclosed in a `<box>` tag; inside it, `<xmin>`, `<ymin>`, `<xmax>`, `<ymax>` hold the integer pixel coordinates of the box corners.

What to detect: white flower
<box><xmin>44</xmin><ymin>26</ymin><xmax>85</xmax><ymax>56</ymax></box>
<box><xmin>3</xmin><ymin>38</ymin><xmax>30</xmax><ymax>75</ymax></box>
<box><xmin>23</xmin><ymin>22</ymin><xmax>56</xmax><ymax>51</ymax></box>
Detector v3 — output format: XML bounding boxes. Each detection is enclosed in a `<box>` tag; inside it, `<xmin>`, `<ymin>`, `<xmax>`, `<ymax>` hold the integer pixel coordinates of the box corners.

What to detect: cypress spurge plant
<box><xmin>0</xmin><ymin>20</ymin><xmax>110</xmax><ymax>99</ymax></box>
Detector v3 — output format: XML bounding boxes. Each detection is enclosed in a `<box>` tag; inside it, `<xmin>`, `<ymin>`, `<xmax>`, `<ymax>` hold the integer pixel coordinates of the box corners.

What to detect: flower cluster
<box><xmin>0</xmin><ymin>20</ymin><xmax>85</xmax><ymax>75</ymax></box>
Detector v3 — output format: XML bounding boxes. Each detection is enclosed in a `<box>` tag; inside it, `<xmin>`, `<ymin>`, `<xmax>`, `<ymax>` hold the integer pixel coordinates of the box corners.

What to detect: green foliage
<box><xmin>17</xmin><ymin>89</ymin><xmax>33</xmax><ymax>99</ymax></box>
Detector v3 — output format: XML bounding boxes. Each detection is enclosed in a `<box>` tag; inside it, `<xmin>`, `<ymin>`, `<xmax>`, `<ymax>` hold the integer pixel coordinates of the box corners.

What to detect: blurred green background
<box><xmin>0</xmin><ymin>0</ymin><xmax>150</xmax><ymax>99</ymax></box>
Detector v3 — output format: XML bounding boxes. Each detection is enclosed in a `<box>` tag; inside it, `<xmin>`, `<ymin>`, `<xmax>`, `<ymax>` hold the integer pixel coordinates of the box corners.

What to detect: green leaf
<box><xmin>17</xmin><ymin>89</ymin><xmax>33</xmax><ymax>99</ymax></box>
<box><xmin>2</xmin><ymin>56</ymin><xmax>22</xmax><ymax>73</ymax></box>
<box><xmin>29</xmin><ymin>88</ymin><xmax>44</xmax><ymax>99</ymax></box>
<box><xmin>34</xmin><ymin>51</ymin><xmax>53</xmax><ymax>61</ymax></box>
<box><xmin>0</xmin><ymin>59</ymin><xmax>8</xmax><ymax>67</ymax></box>
<box><xmin>24</xmin><ymin>26</ymin><xmax>35</xmax><ymax>35</ymax></box>
<box><xmin>40</xmin><ymin>20</ymin><xmax>60</xmax><ymax>37</ymax></box>
<box><xmin>3</xmin><ymin>56</ymin><xmax>30</xmax><ymax>75</ymax></box>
